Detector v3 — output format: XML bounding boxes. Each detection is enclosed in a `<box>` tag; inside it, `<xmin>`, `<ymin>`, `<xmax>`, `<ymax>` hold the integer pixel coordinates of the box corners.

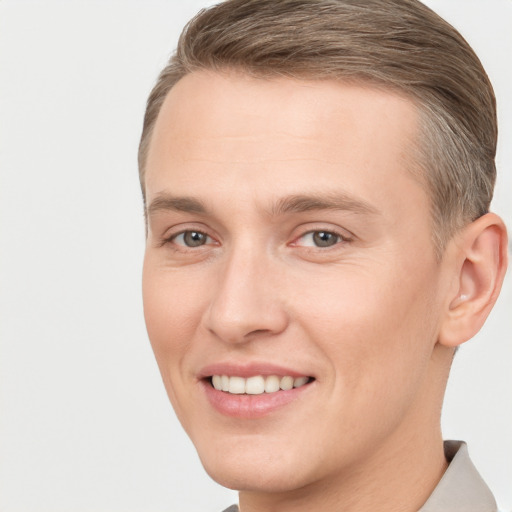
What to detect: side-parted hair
<box><xmin>138</xmin><ymin>0</ymin><xmax>497</xmax><ymax>253</ymax></box>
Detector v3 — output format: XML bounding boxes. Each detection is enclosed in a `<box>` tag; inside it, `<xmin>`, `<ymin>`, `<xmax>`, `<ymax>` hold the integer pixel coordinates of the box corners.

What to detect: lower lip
<box><xmin>202</xmin><ymin>380</ymin><xmax>313</xmax><ymax>419</ymax></box>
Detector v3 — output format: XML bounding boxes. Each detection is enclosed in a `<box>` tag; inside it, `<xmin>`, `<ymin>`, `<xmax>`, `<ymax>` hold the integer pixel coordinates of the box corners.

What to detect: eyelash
<box><xmin>161</xmin><ymin>228</ymin><xmax>351</xmax><ymax>251</ymax></box>
<box><xmin>161</xmin><ymin>229</ymin><xmax>214</xmax><ymax>249</ymax></box>
<box><xmin>292</xmin><ymin>229</ymin><xmax>350</xmax><ymax>249</ymax></box>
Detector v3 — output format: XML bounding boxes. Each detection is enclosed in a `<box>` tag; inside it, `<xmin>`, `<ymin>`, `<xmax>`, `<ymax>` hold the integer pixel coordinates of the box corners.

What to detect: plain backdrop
<box><xmin>0</xmin><ymin>1</ymin><xmax>511</xmax><ymax>511</ymax></box>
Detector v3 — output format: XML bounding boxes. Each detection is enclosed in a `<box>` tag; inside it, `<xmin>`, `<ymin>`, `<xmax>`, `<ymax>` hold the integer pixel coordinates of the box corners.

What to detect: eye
<box><xmin>297</xmin><ymin>230</ymin><xmax>345</xmax><ymax>248</ymax></box>
<box><xmin>172</xmin><ymin>230</ymin><xmax>212</xmax><ymax>248</ymax></box>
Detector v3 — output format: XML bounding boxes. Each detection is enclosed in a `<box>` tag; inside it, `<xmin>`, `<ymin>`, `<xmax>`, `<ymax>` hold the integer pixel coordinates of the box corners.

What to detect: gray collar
<box><xmin>418</xmin><ymin>441</ymin><xmax>497</xmax><ymax>512</ymax></box>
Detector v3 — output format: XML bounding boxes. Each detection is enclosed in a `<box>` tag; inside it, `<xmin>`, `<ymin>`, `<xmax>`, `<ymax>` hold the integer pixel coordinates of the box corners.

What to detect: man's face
<box><xmin>142</xmin><ymin>71</ymin><xmax>450</xmax><ymax>492</ymax></box>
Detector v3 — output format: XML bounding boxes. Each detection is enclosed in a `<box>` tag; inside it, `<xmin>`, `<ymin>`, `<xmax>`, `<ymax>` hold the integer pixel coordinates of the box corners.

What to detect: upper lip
<box><xmin>198</xmin><ymin>361</ymin><xmax>312</xmax><ymax>380</ymax></box>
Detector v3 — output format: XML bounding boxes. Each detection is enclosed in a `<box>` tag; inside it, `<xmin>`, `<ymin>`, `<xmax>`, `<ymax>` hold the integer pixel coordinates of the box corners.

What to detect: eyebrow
<box><xmin>269</xmin><ymin>193</ymin><xmax>380</xmax><ymax>217</ymax></box>
<box><xmin>147</xmin><ymin>195</ymin><xmax>207</xmax><ymax>216</ymax></box>
<box><xmin>146</xmin><ymin>192</ymin><xmax>380</xmax><ymax>218</ymax></box>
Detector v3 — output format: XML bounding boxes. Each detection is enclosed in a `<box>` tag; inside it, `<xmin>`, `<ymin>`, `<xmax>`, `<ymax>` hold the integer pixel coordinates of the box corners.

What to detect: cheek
<box><xmin>142</xmin><ymin>262</ymin><xmax>205</xmax><ymax>368</ymax></box>
<box><xmin>296</xmin><ymin>261</ymin><xmax>440</xmax><ymax>404</ymax></box>
<box><xmin>142</xmin><ymin>262</ymin><xmax>210</xmax><ymax>428</ymax></box>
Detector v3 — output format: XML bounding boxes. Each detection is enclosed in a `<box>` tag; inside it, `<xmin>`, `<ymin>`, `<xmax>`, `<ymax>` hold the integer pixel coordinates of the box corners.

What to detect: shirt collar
<box><xmin>418</xmin><ymin>440</ymin><xmax>497</xmax><ymax>512</ymax></box>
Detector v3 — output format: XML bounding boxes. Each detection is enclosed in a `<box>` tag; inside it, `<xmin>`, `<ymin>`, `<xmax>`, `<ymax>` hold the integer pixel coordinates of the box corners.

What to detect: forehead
<box><xmin>148</xmin><ymin>71</ymin><xmax>418</xmax><ymax>158</ymax></box>
<box><xmin>145</xmin><ymin>71</ymin><xmax>426</xmax><ymax>223</ymax></box>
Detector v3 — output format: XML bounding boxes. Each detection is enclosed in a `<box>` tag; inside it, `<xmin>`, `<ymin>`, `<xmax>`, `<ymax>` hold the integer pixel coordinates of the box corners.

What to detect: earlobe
<box><xmin>439</xmin><ymin>213</ymin><xmax>508</xmax><ymax>348</ymax></box>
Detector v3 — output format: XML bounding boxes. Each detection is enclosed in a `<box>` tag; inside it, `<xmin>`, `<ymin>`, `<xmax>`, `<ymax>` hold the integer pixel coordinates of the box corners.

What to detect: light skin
<box><xmin>142</xmin><ymin>71</ymin><xmax>507</xmax><ymax>512</ymax></box>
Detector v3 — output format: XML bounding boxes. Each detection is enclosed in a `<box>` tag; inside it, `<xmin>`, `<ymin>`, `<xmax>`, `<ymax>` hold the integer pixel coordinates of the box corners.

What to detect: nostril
<box><xmin>246</xmin><ymin>328</ymin><xmax>272</xmax><ymax>337</ymax></box>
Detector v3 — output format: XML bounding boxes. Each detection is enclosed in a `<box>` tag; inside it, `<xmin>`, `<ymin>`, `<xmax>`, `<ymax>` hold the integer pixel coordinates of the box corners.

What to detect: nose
<box><xmin>202</xmin><ymin>245</ymin><xmax>289</xmax><ymax>344</ymax></box>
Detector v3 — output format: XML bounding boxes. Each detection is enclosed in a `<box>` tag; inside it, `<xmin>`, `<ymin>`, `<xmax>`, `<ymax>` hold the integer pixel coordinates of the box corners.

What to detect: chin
<box><xmin>202</xmin><ymin>459</ymin><xmax>308</xmax><ymax>493</ymax></box>
<box><xmin>195</xmin><ymin>438</ymin><xmax>314</xmax><ymax>493</ymax></box>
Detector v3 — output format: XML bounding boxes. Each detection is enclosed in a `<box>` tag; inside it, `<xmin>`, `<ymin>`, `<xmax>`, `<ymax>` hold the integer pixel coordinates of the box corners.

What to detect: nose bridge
<box><xmin>204</xmin><ymin>238</ymin><xmax>288</xmax><ymax>343</ymax></box>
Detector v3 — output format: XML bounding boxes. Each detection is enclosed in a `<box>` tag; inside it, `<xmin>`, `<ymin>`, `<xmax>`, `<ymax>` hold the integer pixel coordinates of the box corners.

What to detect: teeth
<box><xmin>264</xmin><ymin>375</ymin><xmax>280</xmax><ymax>393</ymax></box>
<box><xmin>280</xmin><ymin>376</ymin><xmax>294</xmax><ymax>391</ymax></box>
<box><xmin>246</xmin><ymin>376</ymin><xmax>265</xmax><ymax>395</ymax></box>
<box><xmin>212</xmin><ymin>375</ymin><xmax>222</xmax><ymax>390</ymax></box>
<box><xmin>210</xmin><ymin>375</ymin><xmax>311</xmax><ymax>395</ymax></box>
<box><xmin>229</xmin><ymin>376</ymin><xmax>246</xmax><ymax>394</ymax></box>
<box><xmin>221</xmin><ymin>375</ymin><xmax>230</xmax><ymax>392</ymax></box>
<box><xmin>293</xmin><ymin>376</ymin><xmax>309</xmax><ymax>388</ymax></box>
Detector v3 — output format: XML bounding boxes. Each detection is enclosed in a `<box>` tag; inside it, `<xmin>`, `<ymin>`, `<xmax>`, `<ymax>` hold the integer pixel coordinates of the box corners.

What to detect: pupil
<box><xmin>313</xmin><ymin>231</ymin><xmax>337</xmax><ymax>247</ymax></box>
<box><xmin>184</xmin><ymin>231</ymin><xmax>206</xmax><ymax>247</ymax></box>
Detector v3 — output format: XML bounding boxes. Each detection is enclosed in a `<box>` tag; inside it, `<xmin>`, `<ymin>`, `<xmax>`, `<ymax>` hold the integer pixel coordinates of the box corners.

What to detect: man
<box><xmin>138</xmin><ymin>0</ymin><xmax>508</xmax><ymax>510</ymax></box>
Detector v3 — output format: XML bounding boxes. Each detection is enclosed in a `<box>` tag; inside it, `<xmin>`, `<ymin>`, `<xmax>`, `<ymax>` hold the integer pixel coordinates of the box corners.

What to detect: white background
<box><xmin>0</xmin><ymin>1</ymin><xmax>510</xmax><ymax>511</ymax></box>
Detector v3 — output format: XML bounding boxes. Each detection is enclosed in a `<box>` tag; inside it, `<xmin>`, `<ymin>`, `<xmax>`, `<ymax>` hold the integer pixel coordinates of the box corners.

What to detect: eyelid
<box><xmin>159</xmin><ymin>225</ymin><xmax>218</xmax><ymax>248</ymax></box>
<box><xmin>290</xmin><ymin>226</ymin><xmax>354</xmax><ymax>248</ymax></box>
<box><xmin>172</xmin><ymin>230</ymin><xmax>213</xmax><ymax>246</ymax></box>
<box><xmin>157</xmin><ymin>224</ymin><xmax>353</xmax><ymax>250</ymax></box>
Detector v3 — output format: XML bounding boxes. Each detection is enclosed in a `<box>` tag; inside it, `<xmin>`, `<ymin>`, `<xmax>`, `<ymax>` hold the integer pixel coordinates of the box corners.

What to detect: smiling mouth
<box><xmin>209</xmin><ymin>375</ymin><xmax>314</xmax><ymax>395</ymax></box>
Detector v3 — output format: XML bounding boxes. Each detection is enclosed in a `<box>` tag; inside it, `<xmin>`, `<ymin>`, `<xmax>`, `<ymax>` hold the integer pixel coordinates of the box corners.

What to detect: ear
<box><xmin>438</xmin><ymin>213</ymin><xmax>508</xmax><ymax>348</ymax></box>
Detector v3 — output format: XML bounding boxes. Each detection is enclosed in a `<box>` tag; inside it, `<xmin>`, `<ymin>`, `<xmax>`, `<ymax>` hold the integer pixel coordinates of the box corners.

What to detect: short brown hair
<box><xmin>138</xmin><ymin>0</ymin><xmax>497</xmax><ymax>252</ymax></box>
